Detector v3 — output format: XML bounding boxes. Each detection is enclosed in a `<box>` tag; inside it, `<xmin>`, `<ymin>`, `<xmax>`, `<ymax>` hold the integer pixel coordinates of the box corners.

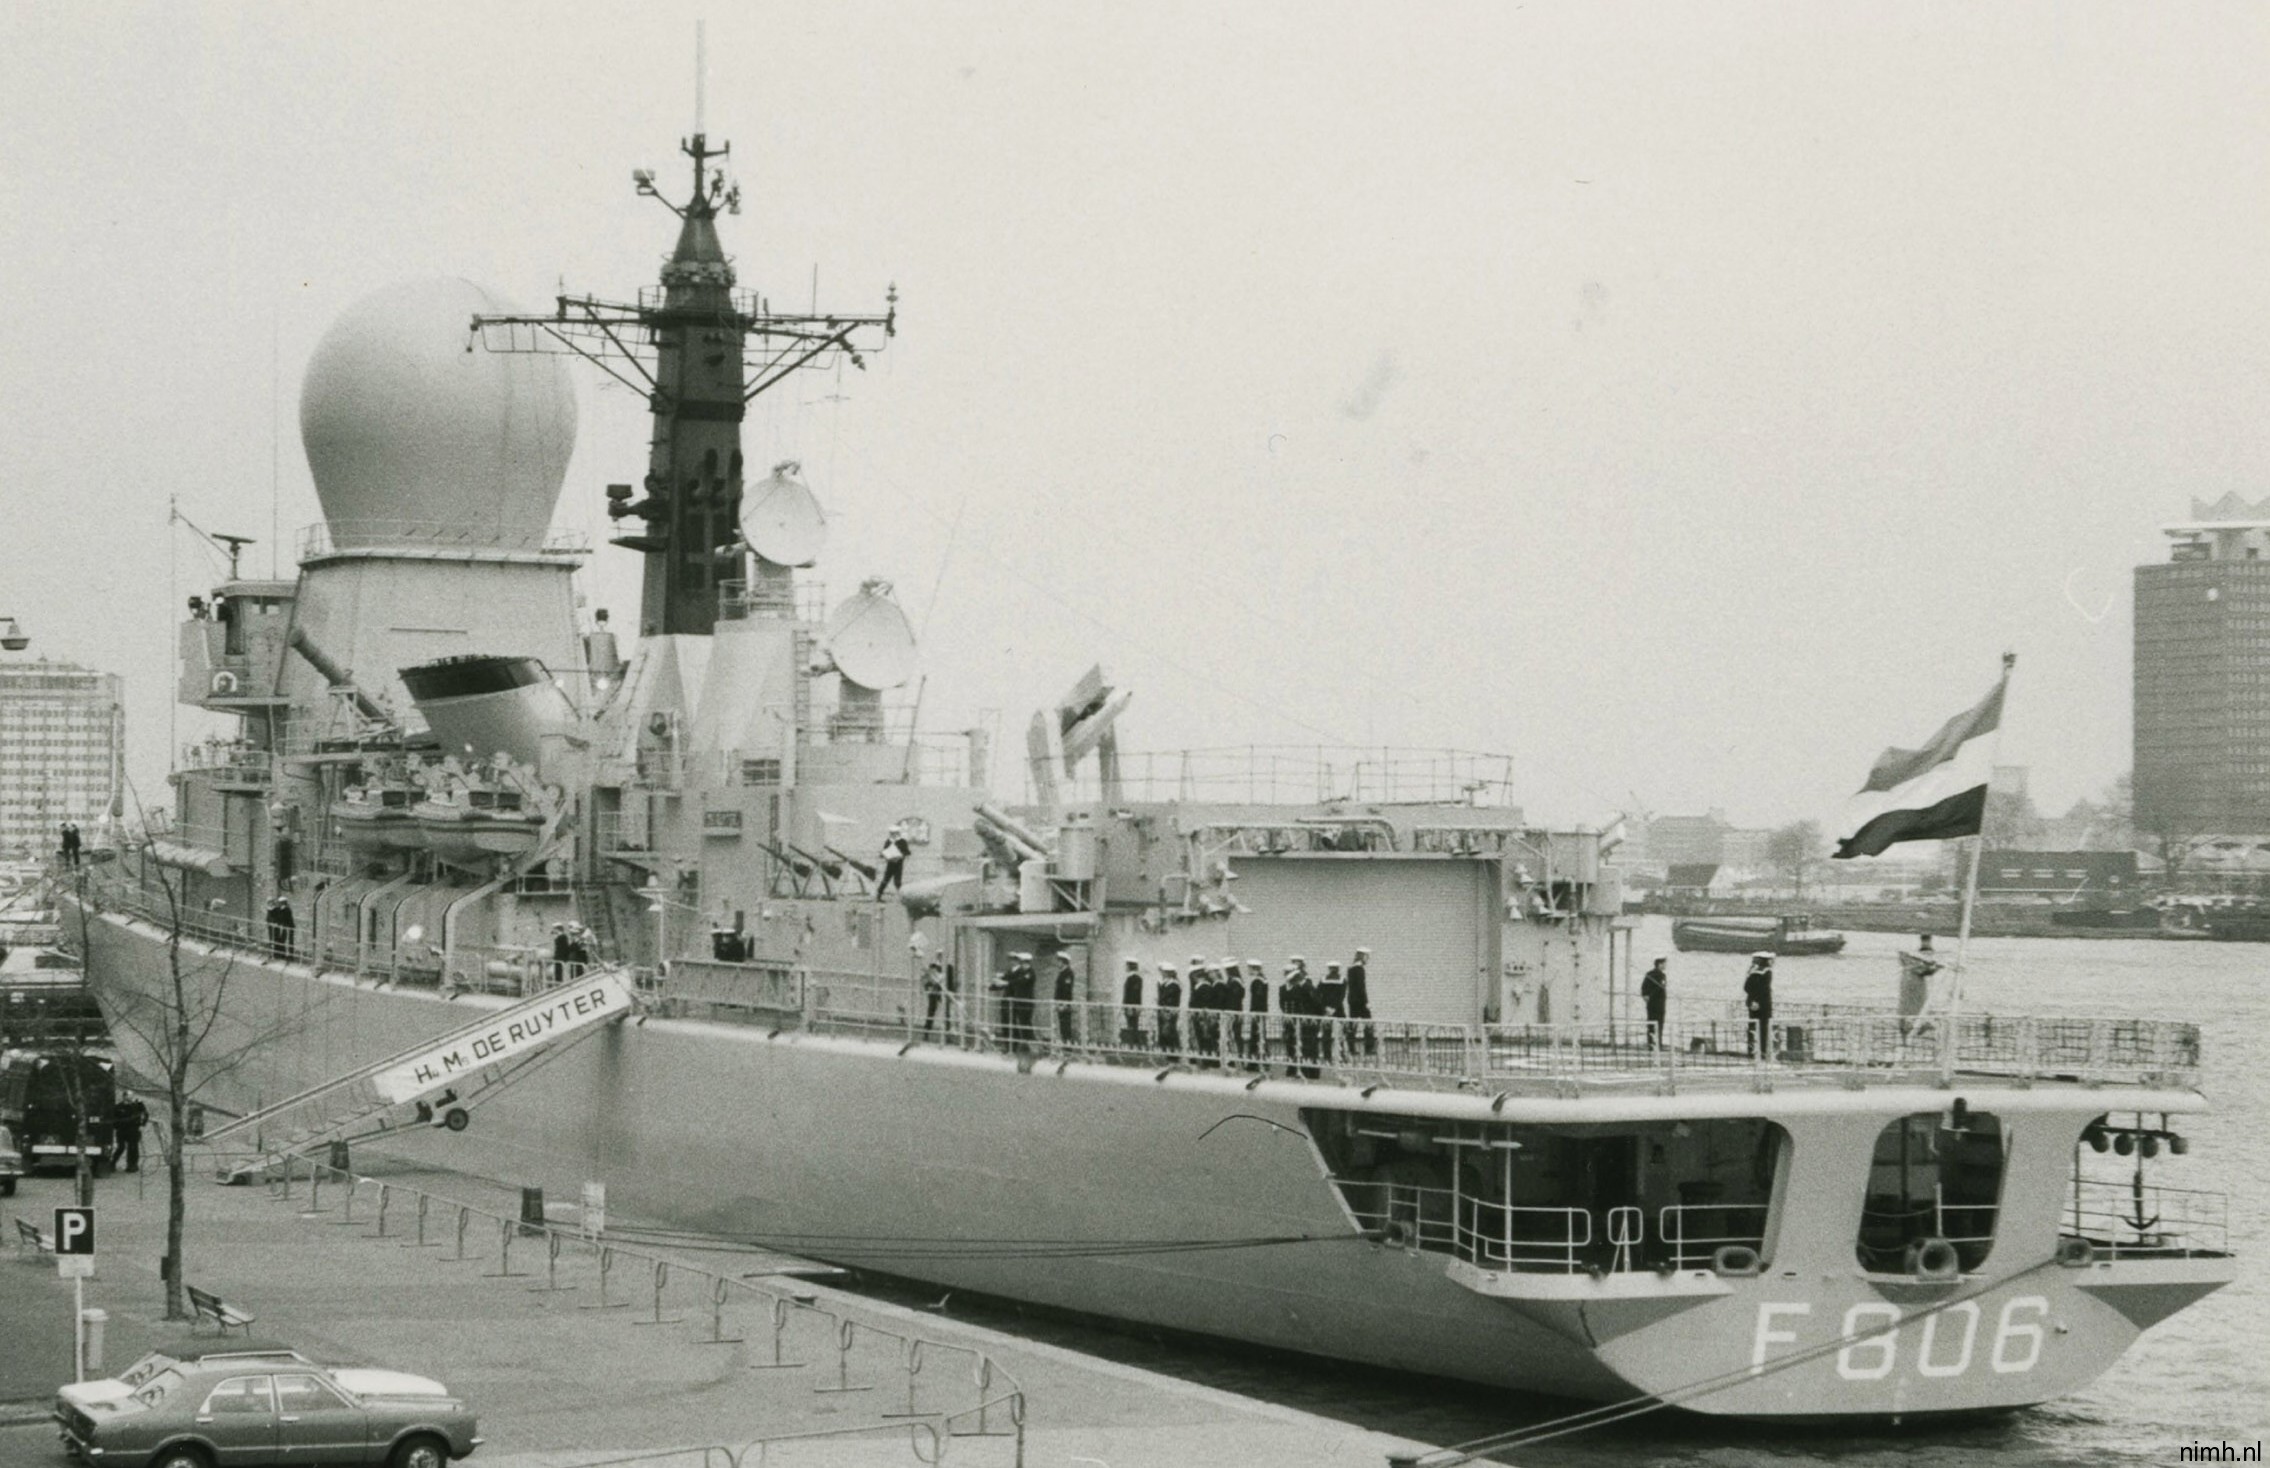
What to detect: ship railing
<box><xmin>176</xmin><ymin>740</ymin><xmax>273</xmax><ymax>784</ymax></box>
<box><xmin>1036</xmin><ymin>746</ymin><xmax>1520</xmax><ymax>808</ymax></box>
<box><xmin>276</xmin><ymin>722</ymin><xmax>406</xmax><ymax>758</ymax></box>
<box><xmin>296</xmin><ymin>520</ymin><xmax>591</xmax><ymax>559</ymax></box>
<box><xmin>716</xmin><ymin>578</ymin><xmax>831</xmax><ymax>624</ymax></box>
<box><xmin>1730</xmin><ymin>1001</ymin><xmax>2203</xmax><ymax>1087</ymax></box>
<box><xmin>1657</xmin><ymin>1203</ymin><xmax>1772</xmax><ymax>1270</ymax></box>
<box><xmin>1339</xmin><ymin>1181</ymin><xmax>1593</xmax><ymax>1273</ymax></box>
<box><xmin>2066</xmin><ymin>1176</ymin><xmax>2230</xmax><ymax>1258</ymax></box>
<box><xmin>231</xmin><ymin>1158</ymin><xmax>1024</xmax><ymax>1465</ymax></box>
<box><xmin>679</xmin><ymin>976</ymin><xmax>2204</xmax><ymax>1094</ymax></box>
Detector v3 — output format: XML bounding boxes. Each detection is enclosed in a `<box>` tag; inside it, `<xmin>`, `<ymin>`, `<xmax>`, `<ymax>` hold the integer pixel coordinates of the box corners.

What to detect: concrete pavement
<box><xmin>0</xmin><ymin>1158</ymin><xmax>1444</xmax><ymax>1467</ymax></box>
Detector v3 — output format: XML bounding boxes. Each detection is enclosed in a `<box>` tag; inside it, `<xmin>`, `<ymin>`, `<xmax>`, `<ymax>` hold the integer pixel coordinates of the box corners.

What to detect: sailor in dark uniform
<box><xmin>1244</xmin><ymin>960</ymin><xmax>1271</xmax><ymax>1063</ymax></box>
<box><xmin>1155</xmin><ymin>963</ymin><xmax>1184</xmax><ymax>1057</ymax></box>
<box><xmin>1187</xmin><ymin>955</ymin><xmax>1216</xmax><ymax>1064</ymax></box>
<box><xmin>1743</xmin><ymin>952</ymin><xmax>1775</xmax><ymax>1058</ymax></box>
<box><xmin>1347</xmin><ymin>947</ymin><xmax>1374</xmax><ymax>1056</ymax></box>
<box><xmin>550</xmin><ymin>923</ymin><xmax>571</xmax><ymax>986</ymax></box>
<box><xmin>1640</xmin><ymin>957</ymin><xmax>1668</xmax><ymax>1048</ymax></box>
<box><xmin>1220</xmin><ymin>957</ymin><xmax>1247</xmax><ymax>1061</ymax></box>
<box><xmin>922</xmin><ymin>959</ymin><xmax>950</xmax><ymax>1037</ymax></box>
<box><xmin>1282</xmin><ymin>958</ymin><xmax>1320</xmax><ymax>1077</ymax></box>
<box><xmin>1319</xmin><ymin>962</ymin><xmax>1348</xmax><ymax>1063</ymax></box>
<box><xmin>1120</xmin><ymin>957</ymin><xmax>1146</xmax><ymax>1048</ymax></box>
<box><xmin>1053</xmin><ymin>953</ymin><xmax>1079</xmax><ymax>1045</ymax></box>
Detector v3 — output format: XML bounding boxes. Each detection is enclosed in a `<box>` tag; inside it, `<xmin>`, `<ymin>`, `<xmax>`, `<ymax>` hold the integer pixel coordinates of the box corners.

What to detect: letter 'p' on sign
<box><xmin>54</xmin><ymin>1207</ymin><xmax>94</xmax><ymax>1255</ymax></box>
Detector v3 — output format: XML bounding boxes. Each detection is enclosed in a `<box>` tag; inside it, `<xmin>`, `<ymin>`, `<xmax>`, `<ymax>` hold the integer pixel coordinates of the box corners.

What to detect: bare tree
<box><xmin>1766</xmin><ymin>820</ymin><xmax>1824</xmax><ymax>899</ymax></box>
<box><xmin>76</xmin><ymin>855</ymin><xmax>298</xmax><ymax>1320</ymax></box>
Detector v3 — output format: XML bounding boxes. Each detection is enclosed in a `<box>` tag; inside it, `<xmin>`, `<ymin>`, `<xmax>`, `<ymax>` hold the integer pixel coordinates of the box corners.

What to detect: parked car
<box><xmin>56</xmin><ymin>1355</ymin><xmax>479</xmax><ymax>1467</ymax></box>
<box><xmin>55</xmin><ymin>1344</ymin><xmax>317</xmax><ymax>1418</ymax></box>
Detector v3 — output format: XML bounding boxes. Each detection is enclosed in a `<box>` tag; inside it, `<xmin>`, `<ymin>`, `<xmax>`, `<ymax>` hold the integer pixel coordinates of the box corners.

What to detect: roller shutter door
<box><xmin>1222</xmin><ymin>857</ymin><xmax>1490</xmax><ymax>1026</ymax></box>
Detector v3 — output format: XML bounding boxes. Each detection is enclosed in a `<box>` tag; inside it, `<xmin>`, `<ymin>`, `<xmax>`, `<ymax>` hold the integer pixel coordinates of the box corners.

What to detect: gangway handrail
<box><xmin>201</xmin><ymin>967</ymin><xmax>637</xmax><ymax>1147</ymax></box>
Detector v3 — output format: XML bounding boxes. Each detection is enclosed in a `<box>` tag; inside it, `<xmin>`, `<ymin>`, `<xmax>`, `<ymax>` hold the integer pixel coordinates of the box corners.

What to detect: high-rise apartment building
<box><xmin>2134</xmin><ymin>494</ymin><xmax>2270</xmax><ymax>835</ymax></box>
<box><xmin>0</xmin><ymin>657</ymin><xmax>124</xmax><ymax>858</ymax></box>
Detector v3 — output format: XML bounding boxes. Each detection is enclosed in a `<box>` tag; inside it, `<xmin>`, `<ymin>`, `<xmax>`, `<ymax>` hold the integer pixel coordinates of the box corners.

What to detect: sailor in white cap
<box><xmin>550</xmin><ymin>923</ymin><xmax>572</xmax><ymax>985</ymax></box>
<box><xmin>992</xmin><ymin>951</ymin><xmax>1039</xmax><ymax>1048</ymax></box>
<box><xmin>1743</xmin><ymin>951</ymin><xmax>1775</xmax><ymax>1059</ymax></box>
<box><xmin>1282</xmin><ymin>957</ymin><xmax>1321</xmax><ymax>1076</ymax></box>
<box><xmin>877</xmin><ymin>823</ymin><xmax>912</xmax><ymax>899</ymax></box>
<box><xmin>1219</xmin><ymin>957</ymin><xmax>1247</xmax><ymax>1061</ymax></box>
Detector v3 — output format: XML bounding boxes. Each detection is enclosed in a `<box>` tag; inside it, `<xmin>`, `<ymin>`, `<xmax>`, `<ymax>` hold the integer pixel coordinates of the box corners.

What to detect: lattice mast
<box><xmin>473</xmin><ymin>108</ymin><xmax>894</xmax><ymax>637</ymax></box>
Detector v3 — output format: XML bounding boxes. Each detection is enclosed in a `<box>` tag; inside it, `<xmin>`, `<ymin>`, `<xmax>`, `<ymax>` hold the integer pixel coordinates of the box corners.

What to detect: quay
<box><xmin>0</xmin><ymin>1158</ymin><xmax>1441</xmax><ymax>1467</ymax></box>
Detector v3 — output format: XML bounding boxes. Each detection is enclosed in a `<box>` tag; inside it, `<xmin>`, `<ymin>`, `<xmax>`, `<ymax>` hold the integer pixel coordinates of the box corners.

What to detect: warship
<box><xmin>68</xmin><ymin>116</ymin><xmax>2232</xmax><ymax>1421</ymax></box>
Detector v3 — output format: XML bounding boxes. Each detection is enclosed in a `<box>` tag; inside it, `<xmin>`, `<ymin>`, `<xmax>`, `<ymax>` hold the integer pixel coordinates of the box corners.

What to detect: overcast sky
<box><xmin>4</xmin><ymin>3</ymin><xmax>2266</xmax><ymax>829</ymax></box>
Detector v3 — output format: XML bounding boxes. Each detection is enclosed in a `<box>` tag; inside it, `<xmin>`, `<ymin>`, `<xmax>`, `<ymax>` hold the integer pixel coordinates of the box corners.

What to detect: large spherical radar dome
<box><xmin>300</xmin><ymin>278</ymin><xmax>577</xmax><ymax>549</ymax></box>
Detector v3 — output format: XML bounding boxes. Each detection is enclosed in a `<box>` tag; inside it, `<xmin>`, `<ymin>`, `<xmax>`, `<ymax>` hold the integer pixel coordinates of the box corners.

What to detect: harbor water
<box><xmin>843</xmin><ymin>916</ymin><xmax>2268</xmax><ymax>1465</ymax></box>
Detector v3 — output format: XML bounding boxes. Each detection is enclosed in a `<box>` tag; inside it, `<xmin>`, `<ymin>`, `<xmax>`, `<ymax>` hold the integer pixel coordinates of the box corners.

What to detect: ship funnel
<box><xmin>399</xmin><ymin>654</ymin><xmax>575</xmax><ymax>766</ymax></box>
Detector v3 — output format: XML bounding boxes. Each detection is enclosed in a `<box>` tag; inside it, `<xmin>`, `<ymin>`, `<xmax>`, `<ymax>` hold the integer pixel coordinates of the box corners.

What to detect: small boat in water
<box><xmin>1673</xmin><ymin>913</ymin><xmax>1846</xmax><ymax>955</ymax></box>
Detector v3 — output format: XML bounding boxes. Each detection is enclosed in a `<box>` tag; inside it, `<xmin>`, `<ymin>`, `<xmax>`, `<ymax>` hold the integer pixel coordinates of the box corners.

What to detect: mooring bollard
<box><xmin>814</xmin><ymin>1316</ymin><xmax>873</xmax><ymax>1395</ymax></box>
<box><xmin>747</xmin><ymin>1294</ymin><xmax>805</xmax><ymax>1371</ymax></box>
<box><xmin>698</xmin><ymin>1274</ymin><xmax>742</xmax><ymax>1344</ymax></box>
<box><xmin>579</xmin><ymin>1245</ymin><xmax>628</xmax><ymax>1311</ymax></box>
<box><xmin>633</xmin><ymin>1258</ymin><xmax>684</xmax><ymax>1326</ymax></box>
<box><xmin>881</xmin><ymin>1337</ymin><xmax>926</xmax><ymax>1419</ymax></box>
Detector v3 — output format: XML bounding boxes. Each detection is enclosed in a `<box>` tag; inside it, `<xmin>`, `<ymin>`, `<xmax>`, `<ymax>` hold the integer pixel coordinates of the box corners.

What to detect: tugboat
<box><xmin>67</xmin><ymin>107</ymin><xmax>2232</xmax><ymax>1422</ymax></box>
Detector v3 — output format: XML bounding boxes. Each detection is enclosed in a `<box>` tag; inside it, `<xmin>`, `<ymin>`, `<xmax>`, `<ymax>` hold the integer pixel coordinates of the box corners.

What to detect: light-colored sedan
<box><xmin>57</xmin><ymin>1355</ymin><xmax>479</xmax><ymax>1467</ymax></box>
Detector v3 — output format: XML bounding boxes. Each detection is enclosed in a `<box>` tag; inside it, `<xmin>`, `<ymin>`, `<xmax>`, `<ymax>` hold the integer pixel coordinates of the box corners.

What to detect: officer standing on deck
<box><xmin>1053</xmin><ymin>953</ymin><xmax>1079</xmax><ymax>1045</ymax></box>
<box><xmin>1640</xmin><ymin>957</ymin><xmax>1668</xmax><ymax>1048</ymax></box>
<box><xmin>1120</xmin><ymin>957</ymin><xmax>1146</xmax><ymax>1047</ymax></box>
<box><xmin>1220</xmin><ymin>957</ymin><xmax>1247</xmax><ymax>1060</ymax></box>
<box><xmin>1744</xmin><ymin>952</ymin><xmax>1775</xmax><ymax>1058</ymax></box>
<box><xmin>1283</xmin><ymin>958</ymin><xmax>1321</xmax><ymax>1077</ymax></box>
<box><xmin>1347</xmin><ymin>947</ymin><xmax>1374</xmax><ymax>1056</ymax></box>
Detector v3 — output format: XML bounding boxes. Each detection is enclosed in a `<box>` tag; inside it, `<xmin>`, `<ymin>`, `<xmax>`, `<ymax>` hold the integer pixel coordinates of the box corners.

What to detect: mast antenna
<box><xmin>695</xmin><ymin>19</ymin><xmax>707</xmax><ymax>135</ymax></box>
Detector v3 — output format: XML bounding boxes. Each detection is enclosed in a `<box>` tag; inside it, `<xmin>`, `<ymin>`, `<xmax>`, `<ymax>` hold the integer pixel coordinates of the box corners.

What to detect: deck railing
<box><xmin>2067</xmin><ymin>1176</ymin><xmax>2229</xmax><ymax>1258</ymax></box>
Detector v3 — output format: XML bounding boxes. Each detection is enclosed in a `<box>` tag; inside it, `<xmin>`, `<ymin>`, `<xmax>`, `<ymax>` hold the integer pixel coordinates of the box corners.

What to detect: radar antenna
<box><xmin>466</xmin><ymin>27</ymin><xmax>895</xmax><ymax>637</ymax></box>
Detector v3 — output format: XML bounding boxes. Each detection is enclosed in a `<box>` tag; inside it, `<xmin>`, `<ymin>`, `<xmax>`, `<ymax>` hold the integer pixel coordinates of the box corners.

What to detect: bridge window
<box><xmin>1856</xmin><ymin>1109</ymin><xmax>2005</xmax><ymax>1274</ymax></box>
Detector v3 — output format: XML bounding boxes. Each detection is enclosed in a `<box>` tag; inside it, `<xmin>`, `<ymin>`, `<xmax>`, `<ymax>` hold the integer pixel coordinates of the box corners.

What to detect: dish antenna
<box><xmin>816</xmin><ymin>579</ymin><xmax>918</xmax><ymax>691</ymax></box>
<box><xmin>740</xmin><ymin>461</ymin><xmax>826</xmax><ymax>568</ymax></box>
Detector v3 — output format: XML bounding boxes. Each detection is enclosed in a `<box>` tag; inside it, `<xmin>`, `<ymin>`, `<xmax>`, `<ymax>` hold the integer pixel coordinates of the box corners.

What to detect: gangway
<box><xmin>201</xmin><ymin>968</ymin><xmax>636</xmax><ymax>1181</ymax></box>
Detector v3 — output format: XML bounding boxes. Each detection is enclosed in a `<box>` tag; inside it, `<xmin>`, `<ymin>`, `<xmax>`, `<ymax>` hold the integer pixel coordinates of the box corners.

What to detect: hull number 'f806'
<box><xmin>1750</xmin><ymin>1297</ymin><xmax>2051</xmax><ymax>1381</ymax></box>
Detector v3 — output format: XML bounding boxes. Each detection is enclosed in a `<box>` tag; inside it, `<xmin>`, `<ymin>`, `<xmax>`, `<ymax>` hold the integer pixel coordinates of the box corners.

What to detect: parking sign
<box><xmin>55</xmin><ymin>1207</ymin><xmax>93</xmax><ymax>1279</ymax></box>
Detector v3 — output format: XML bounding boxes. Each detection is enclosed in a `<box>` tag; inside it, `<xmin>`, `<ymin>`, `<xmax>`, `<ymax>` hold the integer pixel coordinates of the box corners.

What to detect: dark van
<box><xmin>0</xmin><ymin>1049</ymin><xmax>116</xmax><ymax>1175</ymax></box>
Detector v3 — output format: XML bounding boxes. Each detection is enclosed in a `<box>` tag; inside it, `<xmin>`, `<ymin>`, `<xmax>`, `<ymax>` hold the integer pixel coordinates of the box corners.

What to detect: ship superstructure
<box><xmin>74</xmin><ymin>117</ymin><xmax>2233</xmax><ymax>1423</ymax></box>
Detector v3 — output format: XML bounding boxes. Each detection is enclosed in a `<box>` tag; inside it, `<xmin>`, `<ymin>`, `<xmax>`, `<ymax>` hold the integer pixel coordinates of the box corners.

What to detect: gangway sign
<box><xmin>371</xmin><ymin>969</ymin><xmax>635</xmax><ymax>1104</ymax></box>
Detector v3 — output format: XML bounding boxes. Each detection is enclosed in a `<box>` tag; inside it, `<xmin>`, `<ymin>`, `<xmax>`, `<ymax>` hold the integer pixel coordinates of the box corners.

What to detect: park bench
<box><xmin>14</xmin><ymin>1216</ymin><xmax>51</xmax><ymax>1253</ymax></box>
<box><xmin>186</xmin><ymin>1284</ymin><xmax>257</xmax><ymax>1336</ymax></box>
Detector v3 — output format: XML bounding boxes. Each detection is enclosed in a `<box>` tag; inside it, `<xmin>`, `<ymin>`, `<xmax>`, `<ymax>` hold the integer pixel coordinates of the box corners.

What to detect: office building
<box><xmin>2134</xmin><ymin>494</ymin><xmax>2270</xmax><ymax>835</ymax></box>
<box><xmin>0</xmin><ymin>658</ymin><xmax>124</xmax><ymax>859</ymax></box>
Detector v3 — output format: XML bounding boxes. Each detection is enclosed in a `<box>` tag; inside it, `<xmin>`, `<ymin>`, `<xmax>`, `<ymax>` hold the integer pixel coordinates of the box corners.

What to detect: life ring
<box><xmin>2056</xmin><ymin>1236</ymin><xmax>2095</xmax><ymax>1268</ymax></box>
<box><xmin>210</xmin><ymin>669</ymin><xmax>240</xmax><ymax>696</ymax></box>
<box><xmin>1908</xmin><ymin>1237</ymin><xmax>1961</xmax><ymax>1280</ymax></box>
<box><xmin>1711</xmin><ymin>1244</ymin><xmax>1762</xmax><ymax>1277</ymax></box>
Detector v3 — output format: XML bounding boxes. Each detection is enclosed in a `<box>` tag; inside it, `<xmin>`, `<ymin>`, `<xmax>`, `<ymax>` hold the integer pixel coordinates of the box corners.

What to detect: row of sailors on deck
<box><xmin>932</xmin><ymin>951</ymin><xmax>1376</xmax><ymax>1077</ymax></box>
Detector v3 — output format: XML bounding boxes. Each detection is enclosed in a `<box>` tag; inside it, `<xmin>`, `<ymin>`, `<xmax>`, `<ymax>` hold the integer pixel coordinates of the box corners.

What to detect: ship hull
<box><xmin>78</xmin><ymin>905</ymin><xmax>2220</xmax><ymax>1420</ymax></box>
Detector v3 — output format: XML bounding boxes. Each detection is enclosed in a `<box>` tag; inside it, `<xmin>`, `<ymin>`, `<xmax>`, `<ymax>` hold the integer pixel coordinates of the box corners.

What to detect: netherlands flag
<box><xmin>1832</xmin><ymin>662</ymin><xmax>2009</xmax><ymax>860</ymax></box>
